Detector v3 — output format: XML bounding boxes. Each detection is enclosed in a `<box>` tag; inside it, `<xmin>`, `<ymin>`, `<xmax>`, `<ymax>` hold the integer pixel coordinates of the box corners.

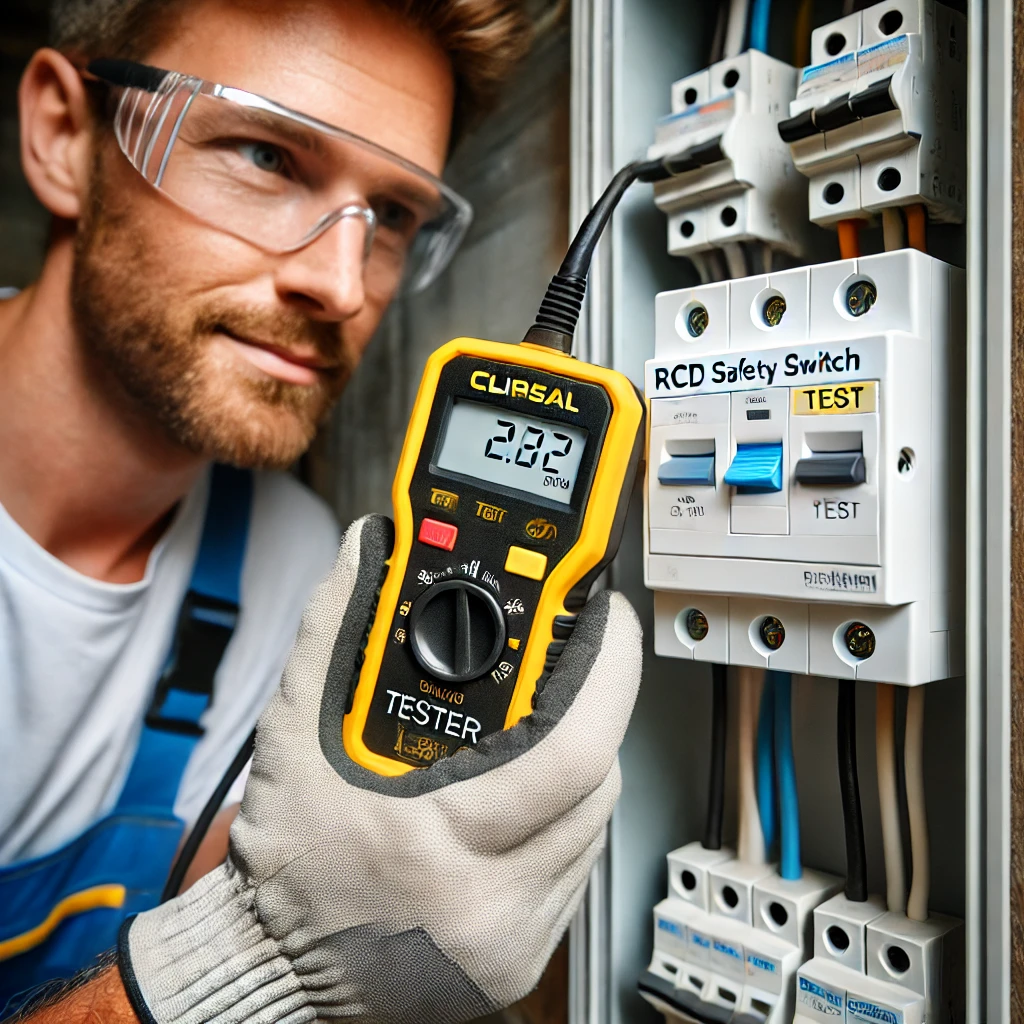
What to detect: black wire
<box><xmin>704</xmin><ymin>664</ymin><xmax>728</xmax><ymax>851</ymax></box>
<box><xmin>522</xmin><ymin>156</ymin><xmax>670</xmax><ymax>353</ymax></box>
<box><xmin>160</xmin><ymin>727</ymin><xmax>257</xmax><ymax>903</ymax></box>
<box><xmin>837</xmin><ymin>680</ymin><xmax>868</xmax><ymax>901</ymax></box>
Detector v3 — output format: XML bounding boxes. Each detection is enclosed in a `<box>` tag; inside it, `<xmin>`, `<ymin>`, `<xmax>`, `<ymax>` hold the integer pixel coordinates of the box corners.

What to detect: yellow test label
<box><xmin>791</xmin><ymin>381</ymin><xmax>876</xmax><ymax>416</ymax></box>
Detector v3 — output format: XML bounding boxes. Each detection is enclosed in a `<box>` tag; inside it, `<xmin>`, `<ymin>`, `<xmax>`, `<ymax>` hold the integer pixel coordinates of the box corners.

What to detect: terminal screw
<box><xmin>759</xmin><ymin>616</ymin><xmax>786</xmax><ymax>650</ymax></box>
<box><xmin>845</xmin><ymin>280</ymin><xmax>877</xmax><ymax>317</ymax></box>
<box><xmin>762</xmin><ymin>295</ymin><xmax>786</xmax><ymax>327</ymax></box>
<box><xmin>687</xmin><ymin>305</ymin><xmax>709</xmax><ymax>337</ymax></box>
<box><xmin>686</xmin><ymin>609</ymin><xmax>709</xmax><ymax>641</ymax></box>
<box><xmin>844</xmin><ymin>622</ymin><xmax>876</xmax><ymax>659</ymax></box>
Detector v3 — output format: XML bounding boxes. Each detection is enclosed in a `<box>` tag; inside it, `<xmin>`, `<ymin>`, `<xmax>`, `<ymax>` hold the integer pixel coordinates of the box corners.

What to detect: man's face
<box><xmin>73</xmin><ymin>0</ymin><xmax>454</xmax><ymax>468</ymax></box>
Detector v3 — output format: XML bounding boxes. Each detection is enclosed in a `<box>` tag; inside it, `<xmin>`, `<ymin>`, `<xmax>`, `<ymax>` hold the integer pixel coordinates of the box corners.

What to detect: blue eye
<box><xmin>238</xmin><ymin>142</ymin><xmax>285</xmax><ymax>174</ymax></box>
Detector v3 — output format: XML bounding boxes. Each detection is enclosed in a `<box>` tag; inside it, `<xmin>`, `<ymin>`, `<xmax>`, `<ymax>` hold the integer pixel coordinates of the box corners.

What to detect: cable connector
<box><xmin>522</xmin><ymin>157</ymin><xmax>670</xmax><ymax>354</ymax></box>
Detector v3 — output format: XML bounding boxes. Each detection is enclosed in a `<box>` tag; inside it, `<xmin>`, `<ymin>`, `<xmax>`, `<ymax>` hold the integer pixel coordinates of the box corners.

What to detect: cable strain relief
<box><xmin>529</xmin><ymin>273</ymin><xmax>587</xmax><ymax>339</ymax></box>
<box><xmin>521</xmin><ymin>327</ymin><xmax>573</xmax><ymax>354</ymax></box>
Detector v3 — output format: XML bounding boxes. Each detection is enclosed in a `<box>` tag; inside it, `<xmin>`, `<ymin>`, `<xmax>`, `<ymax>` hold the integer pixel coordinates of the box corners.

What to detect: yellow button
<box><xmin>504</xmin><ymin>546</ymin><xmax>548</xmax><ymax>581</ymax></box>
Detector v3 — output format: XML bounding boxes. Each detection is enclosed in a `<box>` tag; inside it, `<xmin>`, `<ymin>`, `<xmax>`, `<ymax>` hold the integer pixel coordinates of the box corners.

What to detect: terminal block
<box><xmin>648</xmin><ymin>51</ymin><xmax>816</xmax><ymax>261</ymax></box>
<box><xmin>644</xmin><ymin>249</ymin><xmax>965</xmax><ymax>684</ymax></box>
<box><xmin>778</xmin><ymin>0</ymin><xmax>966</xmax><ymax>226</ymax></box>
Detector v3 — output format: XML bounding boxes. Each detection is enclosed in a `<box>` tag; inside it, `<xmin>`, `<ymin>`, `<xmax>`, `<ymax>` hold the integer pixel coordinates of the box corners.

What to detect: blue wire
<box><xmin>756</xmin><ymin>673</ymin><xmax>776</xmax><ymax>851</ymax></box>
<box><xmin>749</xmin><ymin>0</ymin><xmax>772</xmax><ymax>54</ymax></box>
<box><xmin>772</xmin><ymin>670</ymin><xmax>802</xmax><ymax>880</ymax></box>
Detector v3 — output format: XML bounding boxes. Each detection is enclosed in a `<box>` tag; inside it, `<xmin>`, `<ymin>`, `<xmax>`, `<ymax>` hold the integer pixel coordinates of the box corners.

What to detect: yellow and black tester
<box><xmin>342</xmin><ymin>337</ymin><xmax>645</xmax><ymax>775</ymax></box>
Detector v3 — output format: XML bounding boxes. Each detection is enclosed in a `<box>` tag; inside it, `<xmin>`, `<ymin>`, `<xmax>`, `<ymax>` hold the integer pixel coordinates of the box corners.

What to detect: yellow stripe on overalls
<box><xmin>0</xmin><ymin>884</ymin><xmax>126</xmax><ymax>961</ymax></box>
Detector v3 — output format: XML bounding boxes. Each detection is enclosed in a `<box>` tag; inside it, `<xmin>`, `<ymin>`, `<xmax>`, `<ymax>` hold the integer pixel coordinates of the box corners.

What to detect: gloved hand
<box><xmin>119</xmin><ymin>514</ymin><xmax>642</xmax><ymax>1024</ymax></box>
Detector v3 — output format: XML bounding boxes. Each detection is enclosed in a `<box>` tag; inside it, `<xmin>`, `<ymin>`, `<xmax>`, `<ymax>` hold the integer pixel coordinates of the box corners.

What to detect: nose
<box><xmin>272</xmin><ymin>214</ymin><xmax>370</xmax><ymax>321</ymax></box>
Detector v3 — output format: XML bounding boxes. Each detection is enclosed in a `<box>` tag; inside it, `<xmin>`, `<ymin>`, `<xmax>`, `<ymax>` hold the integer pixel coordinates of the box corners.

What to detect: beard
<box><xmin>69</xmin><ymin>160</ymin><xmax>353</xmax><ymax>470</ymax></box>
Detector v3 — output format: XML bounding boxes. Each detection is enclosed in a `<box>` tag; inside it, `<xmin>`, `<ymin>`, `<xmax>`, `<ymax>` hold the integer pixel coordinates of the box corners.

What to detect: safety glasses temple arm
<box><xmin>84</xmin><ymin>58</ymin><xmax>169</xmax><ymax>93</ymax></box>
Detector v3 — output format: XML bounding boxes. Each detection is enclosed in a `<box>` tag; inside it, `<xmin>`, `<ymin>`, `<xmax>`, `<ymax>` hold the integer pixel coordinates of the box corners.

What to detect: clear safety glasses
<box><xmin>83</xmin><ymin>59</ymin><xmax>473</xmax><ymax>296</ymax></box>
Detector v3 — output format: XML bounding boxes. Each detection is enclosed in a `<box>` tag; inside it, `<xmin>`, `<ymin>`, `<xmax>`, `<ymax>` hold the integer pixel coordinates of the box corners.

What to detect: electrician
<box><xmin>0</xmin><ymin>0</ymin><xmax>644</xmax><ymax>1020</ymax></box>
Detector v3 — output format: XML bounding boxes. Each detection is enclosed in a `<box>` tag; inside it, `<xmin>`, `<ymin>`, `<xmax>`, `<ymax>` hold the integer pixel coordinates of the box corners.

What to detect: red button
<box><xmin>418</xmin><ymin>518</ymin><xmax>458</xmax><ymax>551</ymax></box>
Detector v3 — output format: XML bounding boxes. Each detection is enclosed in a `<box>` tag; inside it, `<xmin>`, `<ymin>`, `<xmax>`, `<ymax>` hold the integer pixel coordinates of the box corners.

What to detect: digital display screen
<box><xmin>434</xmin><ymin>398</ymin><xmax>588</xmax><ymax>504</ymax></box>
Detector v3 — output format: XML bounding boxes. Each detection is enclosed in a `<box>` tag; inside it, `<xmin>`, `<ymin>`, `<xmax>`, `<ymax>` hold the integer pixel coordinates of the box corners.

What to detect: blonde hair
<box><xmin>51</xmin><ymin>0</ymin><xmax>532</xmax><ymax>135</ymax></box>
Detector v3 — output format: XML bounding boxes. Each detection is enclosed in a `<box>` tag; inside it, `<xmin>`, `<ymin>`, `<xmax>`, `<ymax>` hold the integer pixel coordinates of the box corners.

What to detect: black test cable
<box><xmin>159</xmin><ymin>155</ymin><xmax>674</xmax><ymax>903</ymax></box>
<box><xmin>704</xmin><ymin>664</ymin><xmax>728</xmax><ymax>851</ymax></box>
<box><xmin>161</xmin><ymin>727</ymin><xmax>256</xmax><ymax>902</ymax></box>
<box><xmin>837</xmin><ymin>679</ymin><xmax>868</xmax><ymax>901</ymax></box>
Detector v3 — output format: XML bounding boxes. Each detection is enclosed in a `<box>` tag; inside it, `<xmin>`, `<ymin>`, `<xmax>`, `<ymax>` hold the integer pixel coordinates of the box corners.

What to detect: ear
<box><xmin>19</xmin><ymin>49</ymin><xmax>97</xmax><ymax>220</ymax></box>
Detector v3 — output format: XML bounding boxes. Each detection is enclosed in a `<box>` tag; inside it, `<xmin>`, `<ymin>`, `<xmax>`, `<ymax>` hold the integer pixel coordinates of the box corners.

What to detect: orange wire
<box><xmin>905</xmin><ymin>204</ymin><xmax>927</xmax><ymax>252</ymax></box>
<box><xmin>836</xmin><ymin>219</ymin><xmax>862</xmax><ymax>260</ymax></box>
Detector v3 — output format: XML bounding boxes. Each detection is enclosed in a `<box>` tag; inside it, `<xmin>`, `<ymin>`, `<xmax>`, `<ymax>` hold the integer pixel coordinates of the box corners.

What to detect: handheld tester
<box><xmin>342</xmin><ymin>338</ymin><xmax>645</xmax><ymax>774</ymax></box>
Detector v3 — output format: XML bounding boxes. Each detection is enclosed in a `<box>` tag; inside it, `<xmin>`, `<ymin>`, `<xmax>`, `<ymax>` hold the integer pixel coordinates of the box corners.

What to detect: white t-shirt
<box><xmin>0</xmin><ymin>468</ymin><xmax>339</xmax><ymax>863</ymax></box>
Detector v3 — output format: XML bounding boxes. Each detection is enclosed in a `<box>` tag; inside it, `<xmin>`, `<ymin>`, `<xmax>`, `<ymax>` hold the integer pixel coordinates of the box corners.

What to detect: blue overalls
<box><xmin>0</xmin><ymin>465</ymin><xmax>252</xmax><ymax>1011</ymax></box>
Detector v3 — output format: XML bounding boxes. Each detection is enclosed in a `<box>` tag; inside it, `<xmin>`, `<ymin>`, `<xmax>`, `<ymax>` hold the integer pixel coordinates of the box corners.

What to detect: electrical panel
<box><xmin>778</xmin><ymin>0</ymin><xmax>967</xmax><ymax>226</ymax></box>
<box><xmin>648</xmin><ymin>51</ymin><xmax>816</xmax><ymax>261</ymax></box>
<box><xmin>644</xmin><ymin>249</ymin><xmax>964</xmax><ymax>685</ymax></box>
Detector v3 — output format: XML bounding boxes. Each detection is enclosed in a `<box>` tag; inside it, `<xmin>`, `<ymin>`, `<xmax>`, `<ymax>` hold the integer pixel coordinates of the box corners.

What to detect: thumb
<box><xmin>255</xmin><ymin>513</ymin><xmax>393</xmax><ymax>747</ymax></box>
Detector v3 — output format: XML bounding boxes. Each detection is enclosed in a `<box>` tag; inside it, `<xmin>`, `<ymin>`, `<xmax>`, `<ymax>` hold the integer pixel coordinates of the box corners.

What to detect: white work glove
<box><xmin>119</xmin><ymin>514</ymin><xmax>642</xmax><ymax>1024</ymax></box>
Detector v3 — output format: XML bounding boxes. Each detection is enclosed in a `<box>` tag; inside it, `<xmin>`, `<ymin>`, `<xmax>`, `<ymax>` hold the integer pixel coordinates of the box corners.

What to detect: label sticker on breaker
<box><xmin>792</xmin><ymin>381</ymin><xmax>876</xmax><ymax>415</ymax></box>
<box><xmin>646</xmin><ymin>340</ymin><xmax>886</xmax><ymax>400</ymax></box>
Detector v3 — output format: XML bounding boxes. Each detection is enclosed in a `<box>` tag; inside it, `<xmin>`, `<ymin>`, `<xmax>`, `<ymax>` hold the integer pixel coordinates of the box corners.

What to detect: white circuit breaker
<box><xmin>794</xmin><ymin>892</ymin><xmax>964</xmax><ymax>1023</ymax></box>
<box><xmin>778</xmin><ymin>0</ymin><xmax>967</xmax><ymax>225</ymax></box>
<box><xmin>643</xmin><ymin>249</ymin><xmax>964</xmax><ymax>685</ymax></box>
<box><xmin>648</xmin><ymin>50</ymin><xmax>816</xmax><ymax>261</ymax></box>
<box><xmin>640</xmin><ymin>842</ymin><xmax>843</xmax><ymax>1023</ymax></box>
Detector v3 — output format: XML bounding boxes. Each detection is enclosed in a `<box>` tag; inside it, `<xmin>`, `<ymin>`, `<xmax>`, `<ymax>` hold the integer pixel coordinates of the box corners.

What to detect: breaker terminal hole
<box><xmin>878</xmin><ymin>167</ymin><xmax>902</xmax><ymax>192</ymax></box>
<box><xmin>721</xmin><ymin>885</ymin><xmax>740</xmax><ymax>909</ymax></box>
<box><xmin>886</xmin><ymin>945</ymin><xmax>912</xmax><ymax>974</ymax></box>
<box><xmin>684</xmin><ymin>86</ymin><xmax>699</xmax><ymax>105</ymax></box>
<box><xmin>759</xmin><ymin>616</ymin><xmax>786</xmax><ymax>650</ymax></box>
<box><xmin>718</xmin><ymin>988</ymin><xmax>737</xmax><ymax>1003</ymax></box>
<box><xmin>720</xmin><ymin>206</ymin><xmax>738</xmax><ymax>227</ymax></box>
<box><xmin>751</xmin><ymin>998</ymin><xmax>773</xmax><ymax>1015</ymax></box>
<box><xmin>845</xmin><ymin>279</ymin><xmax>877</xmax><ymax>317</ymax></box>
<box><xmin>879</xmin><ymin>10</ymin><xmax>904</xmax><ymax>35</ymax></box>
<box><xmin>898</xmin><ymin>447</ymin><xmax>915</xmax><ymax>475</ymax></box>
<box><xmin>824</xmin><ymin>182</ymin><xmax>845</xmax><ymax>205</ymax></box>
<box><xmin>762</xmin><ymin>295</ymin><xmax>787</xmax><ymax>327</ymax></box>
<box><xmin>680</xmin><ymin>219</ymin><xmax>696</xmax><ymax>238</ymax></box>
<box><xmin>689</xmin><ymin>976</ymin><xmax>704</xmax><ymax>990</ymax></box>
<box><xmin>825</xmin><ymin>32</ymin><xmax>847</xmax><ymax>55</ymax></box>
<box><xmin>723</xmin><ymin>68</ymin><xmax>740</xmax><ymax>89</ymax></box>
<box><xmin>664</xmin><ymin>962</ymin><xmax>678</xmax><ymax>975</ymax></box>
<box><xmin>768</xmin><ymin>901</ymin><xmax>789</xmax><ymax>927</ymax></box>
<box><xmin>826</xmin><ymin>925</ymin><xmax>851</xmax><ymax>953</ymax></box>
<box><xmin>687</xmin><ymin>305</ymin><xmax>709</xmax><ymax>337</ymax></box>
<box><xmin>681</xmin><ymin>869</ymin><xmax>698</xmax><ymax>891</ymax></box>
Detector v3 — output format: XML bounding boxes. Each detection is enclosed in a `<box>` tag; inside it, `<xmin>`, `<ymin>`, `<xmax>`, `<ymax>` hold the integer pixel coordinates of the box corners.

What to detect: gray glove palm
<box><xmin>121</xmin><ymin>515</ymin><xmax>642</xmax><ymax>1024</ymax></box>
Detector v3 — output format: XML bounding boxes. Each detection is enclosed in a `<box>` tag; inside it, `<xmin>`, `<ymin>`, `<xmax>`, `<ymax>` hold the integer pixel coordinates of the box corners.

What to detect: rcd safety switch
<box><xmin>644</xmin><ymin>249</ymin><xmax>964</xmax><ymax>684</ymax></box>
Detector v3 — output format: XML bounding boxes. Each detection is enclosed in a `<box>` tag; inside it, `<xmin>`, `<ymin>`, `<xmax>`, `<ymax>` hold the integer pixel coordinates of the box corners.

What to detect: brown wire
<box><xmin>837</xmin><ymin>219</ymin><xmax>863</xmax><ymax>260</ymax></box>
<box><xmin>905</xmin><ymin>204</ymin><xmax>927</xmax><ymax>252</ymax></box>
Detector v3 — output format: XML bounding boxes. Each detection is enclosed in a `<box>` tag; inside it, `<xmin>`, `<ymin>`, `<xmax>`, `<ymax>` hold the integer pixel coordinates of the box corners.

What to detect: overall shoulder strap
<box><xmin>115</xmin><ymin>465</ymin><xmax>253</xmax><ymax>815</ymax></box>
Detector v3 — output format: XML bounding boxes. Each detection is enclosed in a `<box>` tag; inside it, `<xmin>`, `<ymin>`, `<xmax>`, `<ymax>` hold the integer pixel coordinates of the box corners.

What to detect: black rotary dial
<box><xmin>407</xmin><ymin>580</ymin><xmax>506</xmax><ymax>684</ymax></box>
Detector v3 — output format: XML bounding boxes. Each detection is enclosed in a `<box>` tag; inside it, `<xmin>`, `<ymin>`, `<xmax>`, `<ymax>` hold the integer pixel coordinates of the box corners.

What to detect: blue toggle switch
<box><xmin>724</xmin><ymin>442</ymin><xmax>783</xmax><ymax>493</ymax></box>
<box><xmin>658</xmin><ymin>454</ymin><xmax>715</xmax><ymax>486</ymax></box>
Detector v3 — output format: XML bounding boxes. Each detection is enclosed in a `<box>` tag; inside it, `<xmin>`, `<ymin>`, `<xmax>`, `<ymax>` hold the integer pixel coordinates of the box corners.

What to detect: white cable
<box><xmin>881</xmin><ymin>207</ymin><xmax>905</xmax><ymax>252</ymax></box>
<box><xmin>690</xmin><ymin>252</ymin><xmax>711</xmax><ymax>284</ymax></box>
<box><xmin>905</xmin><ymin>686</ymin><xmax>930</xmax><ymax>921</ymax></box>
<box><xmin>723</xmin><ymin>0</ymin><xmax>750</xmax><ymax>59</ymax></box>
<box><xmin>721</xmin><ymin>242</ymin><xmax>747</xmax><ymax>280</ymax></box>
<box><xmin>876</xmin><ymin>683</ymin><xmax>906</xmax><ymax>913</ymax></box>
<box><xmin>736</xmin><ymin>666</ymin><xmax>766</xmax><ymax>865</ymax></box>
